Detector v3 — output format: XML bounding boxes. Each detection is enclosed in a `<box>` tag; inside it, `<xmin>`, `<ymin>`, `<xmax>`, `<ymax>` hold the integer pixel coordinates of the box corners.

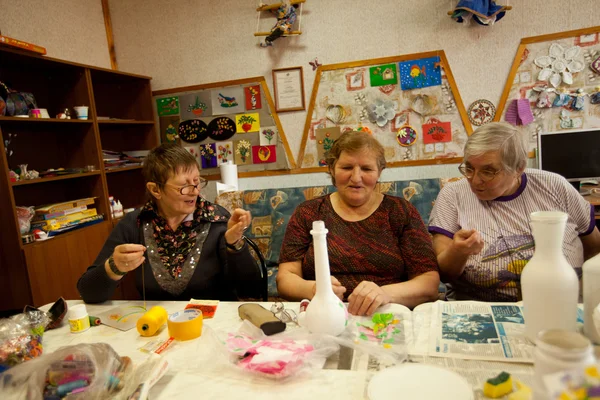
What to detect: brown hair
<box><xmin>326</xmin><ymin>131</ymin><xmax>386</xmax><ymax>185</ymax></box>
<box><xmin>142</xmin><ymin>143</ymin><xmax>199</xmax><ymax>189</ymax></box>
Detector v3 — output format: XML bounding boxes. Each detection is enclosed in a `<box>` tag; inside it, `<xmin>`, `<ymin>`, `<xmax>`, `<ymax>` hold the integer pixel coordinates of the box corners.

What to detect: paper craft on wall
<box><xmin>211</xmin><ymin>87</ymin><xmax>245</xmax><ymax>115</ymax></box>
<box><xmin>298</xmin><ymin>51</ymin><xmax>471</xmax><ymax>170</ymax></box>
<box><xmin>315</xmin><ymin>126</ymin><xmax>341</xmax><ymax>166</ymax></box>
<box><xmin>200</xmin><ymin>143</ymin><xmax>217</xmax><ymax>169</ymax></box>
<box><xmin>260</xmin><ymin>126</ymin><xmax>278</xmax><ymax>145</ymax></box>
<box><xmin>234</xmin><ymin>140</ymin><xmax>252</xmax><ymax>165</ymax></box>
<box><xmin>184</xmin><ymin>146</ymin><xmax>201</xmax><ymax>165</ymax></box>
<box><xmin>244</xmin><ymin>85</ymin><xmax>262</xmax><ymax>110</ymax></box>
<box><xmin>236</xmin><ymin>113</ymin><xmax>260</xmax><ymax>133</ymax></box>
<box><xmin>369</xmin><ymin>64</ymin><xmax>398</xmax><ymax>87</ymax></box>
<box><xmin>208</xmin><ymin>117</ymin><xmax>237</xmax><ymax>141</ymax></box>
<box><xmin>178</xmin><ymin>119</ymin><xmax>208</xmax><ymax>143</ymax></box>
<box><xmin>159</xmin><ymin>116</ymin><xmax>180</xmax><ymax>143</ymax></box>
<box><xmin>180</xmin><ymin>92</ymin><xmax>212</xmax><ymax>120</ymax></box>
<box><xmin>253</xmin><ymin>145</ymin><xmax>277</xmax><ymax>163</ymax></box>
<box><xmin>216</xmin><ymin>141</ymin><xmax>234</xmax><ymax>165</ymax></box>
<box><xmin>156</xmin><ymin>96</ymin><xmax>179</xmax><ymax>116</ymax></box>
<box><xmin>398</xmin><ymin>56</ymin><xmax>442</xmax><ymax>90</ymax></box>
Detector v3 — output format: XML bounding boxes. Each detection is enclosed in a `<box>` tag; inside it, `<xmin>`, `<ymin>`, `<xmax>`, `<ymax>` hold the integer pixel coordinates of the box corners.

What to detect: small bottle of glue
<box><xmin>68</xmin><ymin>304</ymin><xmax>90</xmax><ymax>333</ymax></box>
<box><xmin>297</xmin><ymin>299</ymin><xmax>310</xmax><ymax>327</ymax></box>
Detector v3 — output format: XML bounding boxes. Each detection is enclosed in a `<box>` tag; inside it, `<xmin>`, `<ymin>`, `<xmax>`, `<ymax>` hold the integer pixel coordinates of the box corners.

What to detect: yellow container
<box><xmin>136</xmin><ymin>306</ymin><xmax>168</xmax><ymax>337</ymax></box>
<box><xmin>167</xmin><ymin>309</ymin><xmax>203</xmax><ymax>341</ymax></box>
<box><xmin>68</xmin><ymin>304</ymin><xmax>90</xmax><ymax>333</ymax></box>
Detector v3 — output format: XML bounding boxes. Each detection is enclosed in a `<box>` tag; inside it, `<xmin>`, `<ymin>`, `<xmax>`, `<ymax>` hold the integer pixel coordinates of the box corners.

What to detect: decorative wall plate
<box><xmin>396</xmin><ymin>125</ymin><xmax>417</xmax><ymax>147</ymax></box>
<box><xmin>208</xmin><ymin>117</ymin><xmax>236</xmax><ymax>141</ymax></box>
<box><xmin>467</xmin><ymin>99</ymin><xmax>496</xmax><ymax>126</ymax></box>
<box><xmin>178</xmin><ymin>119</ymin><xmax>208</xmax><ymax>143</ymax></box>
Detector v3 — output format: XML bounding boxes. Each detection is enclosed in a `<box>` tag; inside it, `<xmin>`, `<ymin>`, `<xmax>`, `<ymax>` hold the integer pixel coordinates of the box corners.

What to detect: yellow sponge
<box><xmin>508</xmin><ymin>381</ymin><xmax>532</xmax><ymax>400</ymax></box>
<box><xmin>483</xmin><ymin>371</ymin><xmax>513</xmax><ymax>398</ymax></box>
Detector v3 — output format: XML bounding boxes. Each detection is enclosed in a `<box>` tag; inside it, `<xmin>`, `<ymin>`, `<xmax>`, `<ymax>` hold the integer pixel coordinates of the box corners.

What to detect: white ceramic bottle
<box><xmin>304</xmin><ymin>221</ymin><xmax>348</xmax><ymax>336</ymax></box>
<box><xmin>583</xmin><ymin>253</ymin><xmax>600</xmax><ymax>344</ymax></box>
<box><xmin>521</xmin><ymin>211</ymin><xmax>579</xmax><ymax>342</ymax></box>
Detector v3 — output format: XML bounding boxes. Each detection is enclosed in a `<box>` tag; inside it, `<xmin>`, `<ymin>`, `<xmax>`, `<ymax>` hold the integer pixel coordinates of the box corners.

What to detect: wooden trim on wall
<box><xmin>495</xmin><ymin>43</ymin><xmax>528</xmax><ymax>121</ymax></box>
<box><xmin>101</xmin><ymin>0</ymin><xmax>118</xmax><ymax>70</ymax></box>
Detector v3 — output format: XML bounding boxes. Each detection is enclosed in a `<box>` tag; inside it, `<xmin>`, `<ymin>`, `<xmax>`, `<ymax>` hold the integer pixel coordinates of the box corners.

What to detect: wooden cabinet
<box><xmin>0</xmin><ymin>47</ymin><xmax>157</xmax><ymax>308</ymax></box>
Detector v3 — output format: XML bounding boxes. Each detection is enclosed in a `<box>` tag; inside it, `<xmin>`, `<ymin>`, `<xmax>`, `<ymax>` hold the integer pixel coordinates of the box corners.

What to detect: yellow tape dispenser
<box><xmin>167</xmin><ymin>309</ymin><xmax>203</xmax><ymax>341</ymax></box>
<box><xmin>136</xmin><ymin>306</ymin><xmax>168</xmax><ymax>337</ymax></box>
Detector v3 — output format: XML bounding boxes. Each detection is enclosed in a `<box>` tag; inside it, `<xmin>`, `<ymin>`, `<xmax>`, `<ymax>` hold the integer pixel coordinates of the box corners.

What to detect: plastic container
<box><xmin>583</xmin><ymin>253</ymin><xmax>600</xmax><ymax>344</ymax></box>
<box><xmin>68</xmin><ymin>304</ymin><xmax>90</xmax><ymax>333</ymax></box>
<box><xmin>521</xmin><ymin>211</ymin><xmax>579</xmax><ymax>342</ymax></box>
<box><xmin>532</xmin><ymin>330</ymin><xmax>595</xmax><ymax>400</ymax></box>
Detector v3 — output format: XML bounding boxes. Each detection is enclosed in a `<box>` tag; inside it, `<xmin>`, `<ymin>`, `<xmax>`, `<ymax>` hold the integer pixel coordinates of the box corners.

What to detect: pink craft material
<box><xmin>504</xmin><ymin>100</ymin><xmax>518</xmax><ymax>125</ymax></box>
<box><xmin>504</xmin><ymin>99</ymin><xmax>534</xmax><ymax>126</ymax></box>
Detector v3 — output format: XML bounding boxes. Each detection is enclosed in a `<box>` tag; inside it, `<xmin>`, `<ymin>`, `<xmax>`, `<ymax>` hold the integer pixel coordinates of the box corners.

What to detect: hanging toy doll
<box><xmin>532</xmin><ymin>86</ymin><xmax>554</xmax><ymax>108</ymax></box>
<box><xmin>260</xmin><ymin>1</ymin><xmax>299</xmax><ymax>48</ymax></box>
<box><xmin>449</xmin><ymin>0</ymin><xmax>510</xmax><ymax>25</ymax></box>
<box><xmin>552</xmin><ymin>88</ymin><xmax>572</xmax><ymax>108</ymax></box>
<box><xmin>570</xmin><ymin>88</ymin><xmax>587</xmax><ymax>111</ymax></box>
<box><xmin>590</xmin><ymin>86</ymin><xmax>600</xmax><ymax>105</ymax></box>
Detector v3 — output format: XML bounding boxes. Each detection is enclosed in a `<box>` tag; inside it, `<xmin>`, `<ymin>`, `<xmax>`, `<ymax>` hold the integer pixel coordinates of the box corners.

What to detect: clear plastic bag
<box><xmin>0</xmin><ymin>343</ymin><xmax>132</xmax><ymax>400</ymax></box>
<box><xmin>0</xmin><ymin>310</ymin><xmax>50</xmax><ymax>372</ymax></box>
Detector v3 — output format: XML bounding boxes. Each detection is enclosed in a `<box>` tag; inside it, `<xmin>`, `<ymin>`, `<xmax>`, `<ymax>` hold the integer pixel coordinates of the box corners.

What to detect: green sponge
<box><xmin>483</xmin><ymin>372</ymin><xmax>513</xmax><ymax>398</ymax></box>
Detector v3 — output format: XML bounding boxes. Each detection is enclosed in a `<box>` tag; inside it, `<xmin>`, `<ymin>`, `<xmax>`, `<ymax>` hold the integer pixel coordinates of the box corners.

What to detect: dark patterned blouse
<box><xmin>279</xmin><ymin>194</ymin><xmax>439</xmax><ymax>298</ymax></box>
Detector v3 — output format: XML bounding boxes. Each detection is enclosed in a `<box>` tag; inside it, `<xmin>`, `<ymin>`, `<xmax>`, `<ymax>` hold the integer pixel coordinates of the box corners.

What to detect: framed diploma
<box><xmin>272</xmin><ymin>66</ymin><xmax>306</xmax><ymax>113</ymax></box>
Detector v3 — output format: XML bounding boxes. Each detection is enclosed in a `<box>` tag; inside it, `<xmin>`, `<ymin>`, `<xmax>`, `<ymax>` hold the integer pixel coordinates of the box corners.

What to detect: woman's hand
<box><xmin>105</xmin><ymin>244</ymin><xmax>146</xmax><ymax>279</ymax></box>
<box><xmin>313</xmin><ymin>276</ymin><xmax>346</xmax><ymax>300</ymax></box>
<box><xmin>348</xmin><ymin>281</ymin><xmax>391</xmax><ymax>316</ymax></box>
<box><xmin>225</xmin><ymin>208</ymin><xmax>252</xmax><ymax>245</ymax></box>
<box><xmin>452</xmin><ymin>229</ymin><xmax>484</xmax><ymax>256</ymax></box>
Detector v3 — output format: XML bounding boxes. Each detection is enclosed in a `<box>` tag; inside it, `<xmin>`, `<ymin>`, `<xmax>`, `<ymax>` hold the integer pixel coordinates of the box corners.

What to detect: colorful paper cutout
<box><xmin>216</xmin><ymin>141</ymin><xmax>234</xmax><ymax>166</ymax></box>
<box><xmin>422</xmin><ymin>118</ymin><xmax>452</xmax><ymax>144</ymax></box>
<box><xmin>159</xmin><ymin>116</ymin><xmax>180</xmax><ymax>143</ymax></box>
<box><xmin>208</xmin><ymin>117</ymin><xmax>237</xmax><ymax>140</ymax></box>
<box><xmin>260</xmin><ymin>126</ymin><xmax>278</xmax><ymax>146</ymax></box>
<box><xmin>156</xmin><ymin>97</ymin><xmax>179</xmax><ymax>116</ymax></box>
<box><xmin>199</xmin><ymin>143</ymin><xmax>217</xmax><ymax>169</ymax></box>
<box><xmin>235</xmin><ymin>140</ymin><xmax>252</xmax><ymax>165</ymax></box>
<box><xmin>178</xmin><ymin>119</ymin><xmax>208</xmax><ymax>143</ymax></box>
<box><xmin>179</xmin><ymin>92</ymin><xmax>212</xmax><ymax>120</ymax></box>
<box><xmin>315</xmin><ymin>127</ymin><xmax>341</xmax><ymax>166</ymax></box>
<box><xmin>252</xmin><ymin>145</ymin><xmax>277</xmax><ymax>164</ymax></box>
<box><xmin>184</xmin><ymin>146</ymin><xmax>200</xmax><ymax>165</ymax></box>
<box><xmin>244</xmin><ymin>85</ymin><xmax>262</xmax><ymax>110</ymax></box>
<box><xmin>396</xmin><ymin>125</ymin><xmax>417</xmax><ymax>147</ymax></box>
<box><xmin>211</xmin><ymin>87</ymin><xmax>245</xmax><ymax>115</ymax></box>
<box><xmin>468</xmin><ymin>99</ymin><xmax>496</xmax><ymax>126</ymax></box>
<box><xmin>369</xmin><ymin>64</ymin><xmax>398</xmax><ymax>87</ymax></box>
<box><xmin>236</xmin><ymin>113</ymin><xmax>260</xmax><ymax>133</ymax></box>
<box><xmin>398</xmin><ymin>56</ymin><xmax>442</xmax><ymax>90</ymax></box>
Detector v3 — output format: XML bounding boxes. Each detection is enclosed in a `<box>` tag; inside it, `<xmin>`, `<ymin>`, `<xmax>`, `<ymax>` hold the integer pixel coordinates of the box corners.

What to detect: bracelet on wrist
<box><xmin>108</xmin><ymin>256</ymin><xmax>127</xmax><ymax>276</ymax></box>
<box><xmin>226</xmin><ymin>236</ymin><xmax>246</xmax><ymax>252</ymax></box>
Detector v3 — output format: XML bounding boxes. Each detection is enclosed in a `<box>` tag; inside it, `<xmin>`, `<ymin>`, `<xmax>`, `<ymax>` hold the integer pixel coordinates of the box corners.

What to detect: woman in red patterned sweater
<box><xmin>277</xmin><ymin>131</ymin><xmax>440</xmax><ymax>316</ymax></box>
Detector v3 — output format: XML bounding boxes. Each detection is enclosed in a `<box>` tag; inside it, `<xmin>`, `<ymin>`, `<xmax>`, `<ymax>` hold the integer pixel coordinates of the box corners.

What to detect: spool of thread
<box><xmin>68</xmin><ymin>304</ymin><xmax>90</xmax><ymax>333</ymax></box>
<box><xmin>89</xmin><ymin>316</ymin><xmax>101</xmax><ymax>326</ymax></box>
<box><xmin>167</xmin><ymin>309</ymin><xmax>203</xmax><ymax>341</ymax></box>
<box><xmin>136</xmin><ymin>306</ymin><xmax>168</xmax><ymax>337</ymax></box>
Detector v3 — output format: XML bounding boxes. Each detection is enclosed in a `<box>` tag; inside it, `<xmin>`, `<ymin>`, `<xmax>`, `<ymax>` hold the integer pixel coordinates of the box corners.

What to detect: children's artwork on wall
<box><xmin>422</xmin><ymin>118</ymin><xmax>452</xmax><ymax>144</ymax></box>
<box><xmin>178</xmin><ymin>119</ymin><xmax>208</xmax><ymax>143</ymax></box>
<box><xmin>496</xmin><ymin>26</ymin><xmax>600</xmax><ymax>149</ymax></box>
<box><xmin>180</xmin><ymin>92</ymin><xmax>212</xmax><ymax>120</ymax></box>
<box><xmin>369</xmin><ymin>64</ymin><xmax>398</xmax><ymax>87</ymax></box>
<box><xmin>309</xmin><ymin>57</ymin><xmax>322</xmax><ymax>71</ymax></box>
<box><xmin>345</xmin><ymin>69</ymin><xmax>366</xmax><ymax>91</ymax></box>
<box><xmin>234</xmin><ymin>140</ymin><xmax>252</xmax><ymax>165</ymax></box>
<box><xmin>156</xmin><ymin>96</ymin><xmax>179</xmax><ymax>116</ymax></box>
<box><xmin>315</xmin><ymin>127</ymin><xmax>340</xmax><ymax>166</ymax></box>
<box><xmin>253</xmin><ymin>145</ymin><xmax>277</xmax><ymax>164</ymax></box>
<box><xmin>184</xmin><ymin>146</ymin><xmax>201</xmax><ymax>165</ymax></box>
<box><xmin>208</xmin><ymin>117</ymin><xmax>237</xmax><ymax>140</ymax></box>
<box><xmin>298</xmin><ymin>51</ymin><xmax>471</xmax><ymax>169</ymax></box>
<box><xmin>398</xmin><ymin>56</ymin><xmax>442</xmax><ymax>90</ymax></box>
<box><xmin>260</xmin><ymin>126</ymin><xmax>278</xmax><ymax>146</ymax></box>
<box><xmin>236</xmin><ymin>113</ymin><xmax>260</xmax><ymax>133</ymax></box>
<box><xmin>200</xmin><ymin>143</ymin><xmax>217</xmax><ymax>169</ymax></box>
<box><xmin>211</xmin><ymin>87</ymin><xmax>245</xmax><ymax>115</ymax></box>
<box><xmin>216</xmin><ymin>141</ymin><xmax>234</xmax><ymax>165</ymax></box>
<box><xmin>468</xmin><ymin>99</ymin><xmax>496</xmax><ymax>126</ymax></box>
<box><xmin>159</xmin><ymin>116</ymin><xmax>180</xmax><ymax>143</ymax></box>
<box><xmin>244</xmin><ymin>85</ymin><xmax>262</xmax><ymax>110</ymax></box>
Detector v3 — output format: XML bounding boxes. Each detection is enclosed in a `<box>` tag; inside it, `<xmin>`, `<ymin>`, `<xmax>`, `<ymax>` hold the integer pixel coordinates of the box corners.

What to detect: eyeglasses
<box><xmin>270</xmin><ymin>302</ymin><xmax>298</xmax><ymax>325</ymax></box>
<box><xmin>163</xmin><ymin>179</ymin><xmax>207</xmax><ymax>195</ymax></box>
<box><xmin>458</xmin><ymin>163</ymin><xmax>503</xmax><ymax>183</ymax></box>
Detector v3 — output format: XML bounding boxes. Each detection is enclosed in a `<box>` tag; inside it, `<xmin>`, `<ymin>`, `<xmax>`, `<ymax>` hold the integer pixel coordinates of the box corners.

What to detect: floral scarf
<box><xmin>138</xmin><ymin>197</ymin><xmax>227</xmax><ymax>278</ymax></box>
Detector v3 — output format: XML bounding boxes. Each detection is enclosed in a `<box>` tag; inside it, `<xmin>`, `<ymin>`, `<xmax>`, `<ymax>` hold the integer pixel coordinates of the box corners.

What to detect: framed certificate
<box><xmin>272</xmin><ymin>66</ymin><xmax>306</xmax><ymax>113</ymax></box>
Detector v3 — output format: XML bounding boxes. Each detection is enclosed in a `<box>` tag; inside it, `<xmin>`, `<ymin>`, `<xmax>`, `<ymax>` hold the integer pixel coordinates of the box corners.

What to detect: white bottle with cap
<box><xmin>583</xmin><ymin>252</ymin><xmax>600</xmax><ymax>344</ymax></box>
<box><xmin>68</xmin><ymin>304</ymin><xmax>90</xmax><ymax>333</ymax></box>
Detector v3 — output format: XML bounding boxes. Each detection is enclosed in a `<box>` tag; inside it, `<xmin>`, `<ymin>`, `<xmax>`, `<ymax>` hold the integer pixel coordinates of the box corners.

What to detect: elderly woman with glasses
<box><xmin>78</xmin><ymin>143</ymin><xmax>262</xmax><ymax>303</ymax></box>
<box><xmin>429</xmin><ymin>122</ymin><xmax>600</xmax><ymax>302</ymax></box>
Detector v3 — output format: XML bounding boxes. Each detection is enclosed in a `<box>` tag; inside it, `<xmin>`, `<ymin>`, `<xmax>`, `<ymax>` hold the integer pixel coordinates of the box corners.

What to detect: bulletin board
<box><xmin>152</xmin><ymin>77</ymin><xmax>296</xmax><ymax>179</ymax></box>
<box><xmin>298</xmin><ymin>50</ymin><xmax>472</xmax><ymax>170</ymax></box>
<box><xmin>496</xmin><ymin>26</ymin><xmax>600</xmax><ymax>153</ymax></box>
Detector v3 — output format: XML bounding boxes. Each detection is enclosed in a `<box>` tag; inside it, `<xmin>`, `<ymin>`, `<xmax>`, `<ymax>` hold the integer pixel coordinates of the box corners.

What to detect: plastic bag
<box><xmin>0</xmin><ymin>343</ymin><xmax>132</xmax><ymax>400</ymax></box>
<box><xmin>0</xmin><ymin>310</ymin><xmax>50</xmax><ymax>372</ymax></box>
<box><xmin>15</xmin><ymin>206</ymin><xmax>35</xmax><ymax>235</ymax></box>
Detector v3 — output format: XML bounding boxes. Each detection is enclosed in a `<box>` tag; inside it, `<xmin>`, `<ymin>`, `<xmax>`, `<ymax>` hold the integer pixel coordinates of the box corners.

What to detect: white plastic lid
<box><xmin>311</xmin><ymin>220</ymin><xmax>328</xmax><ymax>233</ymax></box>
<box><xmin>69</xmin><ymin>304</ymin><xmax>88</xmax><ymax>320</ymax></box>
<box><xmin>530</xmin><ymin>211</ymin><xmax>568</xmax><ymax>222</ymax></box>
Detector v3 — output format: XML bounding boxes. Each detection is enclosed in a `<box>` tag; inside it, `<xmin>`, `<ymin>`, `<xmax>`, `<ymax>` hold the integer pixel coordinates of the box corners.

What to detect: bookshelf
<box><xmin>0</xmin><ymin>47</ymin><xmax>158</xmax><ymax>309</ymax></box>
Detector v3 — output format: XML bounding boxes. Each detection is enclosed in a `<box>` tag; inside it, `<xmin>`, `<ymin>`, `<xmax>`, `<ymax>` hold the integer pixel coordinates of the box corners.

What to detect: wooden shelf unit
<box><xmin>0</xmin><ymin>47</ymin><xmax>158</xmax><ymax>308</ymax></box>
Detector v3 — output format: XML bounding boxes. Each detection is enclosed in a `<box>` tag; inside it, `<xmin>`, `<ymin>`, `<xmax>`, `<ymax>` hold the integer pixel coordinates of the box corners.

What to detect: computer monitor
<box><xmin>538</xmin><ymin>128</ymin><xmax>600</xmax><ymax>182</ymax></box>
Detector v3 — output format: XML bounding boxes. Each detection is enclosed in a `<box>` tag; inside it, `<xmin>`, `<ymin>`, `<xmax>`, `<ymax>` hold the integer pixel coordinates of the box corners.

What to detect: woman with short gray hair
<box><xmin>429</xmin><ymin>122</ymin><xmax>600</xmax><ymax>302</ymax></box>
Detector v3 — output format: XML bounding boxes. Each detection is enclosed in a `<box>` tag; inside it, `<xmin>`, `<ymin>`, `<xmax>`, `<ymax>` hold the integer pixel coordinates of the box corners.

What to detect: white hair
<box><xmin>464</xmin><ymin>122</ymin><xmax>528</xmax><ymax>173</ymax></box>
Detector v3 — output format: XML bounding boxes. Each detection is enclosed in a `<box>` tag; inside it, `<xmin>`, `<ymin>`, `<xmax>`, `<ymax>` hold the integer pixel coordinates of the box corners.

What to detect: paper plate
<box><xmin>368</xmin><ymin>364</ymin><xmax>473</xmax><ymax>400</ymax></box>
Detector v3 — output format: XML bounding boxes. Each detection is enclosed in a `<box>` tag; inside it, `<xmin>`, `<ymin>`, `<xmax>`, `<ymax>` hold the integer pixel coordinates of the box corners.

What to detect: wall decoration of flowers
<box><xmin>235</xmin><ymin>140</ymin><xmax>252</xmax><ymax>164</ymax></box>
<box><xmin>187</xmin><ymin>96</ymin><xmax>208</xmax><ymax>116</ymax></box>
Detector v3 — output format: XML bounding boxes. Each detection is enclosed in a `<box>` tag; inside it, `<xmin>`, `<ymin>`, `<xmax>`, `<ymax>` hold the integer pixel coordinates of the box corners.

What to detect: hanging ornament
<box><xmin>534</xmin><ymin>43</ymin><xmax>584</xmax><ymax>88</ymax></box>
<box><xmin>467</xmin><ymin>99</ymin><xmax>496</xmax><ymax>126</ymax></box>
<box><xmin>396</xmin><ymin>125</ymin><xmax>417</xmax><ymax>147</ymax></box>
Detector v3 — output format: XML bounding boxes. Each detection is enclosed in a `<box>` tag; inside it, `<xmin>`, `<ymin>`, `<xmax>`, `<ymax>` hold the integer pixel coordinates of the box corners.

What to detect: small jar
<box><xmin>68</xmin><ymin>304</ymin><xmax>90</xmax><ymax>333</ymax></box>
<box><xmin>533</xmin><ymin>330</ymin><xmax>595</xmax><ymax>400</ymax></box>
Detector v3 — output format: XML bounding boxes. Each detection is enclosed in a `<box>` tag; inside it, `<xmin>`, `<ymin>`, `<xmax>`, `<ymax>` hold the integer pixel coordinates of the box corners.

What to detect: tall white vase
<box><xmin>521</xmin><ymin>211</ymin><xmax>579</xmax><ymax>342</ymax></box>
<box><xmin>304</xmin><ymin>221</ymin><xmax>348</xmax><ymax>336</ymax></box>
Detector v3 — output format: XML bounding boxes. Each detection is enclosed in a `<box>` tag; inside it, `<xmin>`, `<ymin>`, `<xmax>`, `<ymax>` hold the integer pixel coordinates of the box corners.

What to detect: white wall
<box><xmin>0</xmin><ymin>0</ymin><xmax>110</xmax><ymax>68</ymax></box>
